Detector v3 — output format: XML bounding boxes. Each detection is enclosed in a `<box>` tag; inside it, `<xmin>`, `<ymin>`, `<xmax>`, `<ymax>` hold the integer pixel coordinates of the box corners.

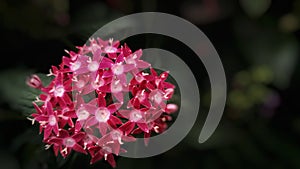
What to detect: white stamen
<box><xmin>105</xmin><ymin>46</ymin><xmax>117</xmax><ymax>53</ymax></box>
<box><xmin>76</xmin><ymin>107</ymin><xmax>90</xmax><ymax>121</ymax></box>
<box><xmin>72</xmin><ymin>76</ymin><xmax>78</xmax><ymax>82</ymax></box>
<box><xmin>111</xmin><ymin>130</ymin><xmax>123</xmax><ymax>144</ymax></box>
<box><xmin>48</xmin><ymin>115</ymin><xmax>57</xmax><ymax>126</ymax></box>
<box><xmin>111</xmin><ymin>80</ymin><xmax>122</xmax><ymax>93</ymax></box>
<box><xmin>109</xmin><ymin>38</ymin><xmax>114</xmax><ymax>45</ymax></box>
<box><xmin>47</xmin><ymin>69</ymin><xmax>54</xmax><ymax>76</ymax></box>
<box><xmin>40</xmin><ymin>121</ymin><xmax>47</xmax><ymax>126</ymax></box>
<box><xmin>102</xmin><ymin>146</ymin><xmax>112</xmax><ymax>160</ymax></box>
<box><xmin>45</xmin><ymin>144</ymin><xmax>51</xmax><ymax>150</ymax></box>
<box><xmin>63</xmin><ymin>137</ymin><xmax>76</xmax><ymax>147</ymax></box>
<box><xmin>135</xmin><ymin>74</ymin><xmax>144</xmax><ymax>83</ymax></box>
<box><xmin>27</xmin><ymin>117</ymin><xmax>35</xmax><ymax>125</ymax></box>
<box><xmin>61</xmin><ymin>147</ymin><xmax>68</xmax><ymax>155</ymax></box>
<box><xmin>87</xmin><ymin>61</ymin><xmax>99</xmax><ymax>72</ymax></box>
<box><xmin>91</xmin><ymin>75</ymin><xmax>104</xmax><ymax>89</ymax></box>
<box><xmin>154</xmin><ymin>126</ymin><xmax>160</xmax><ymax>133</ymax></box>
<box><xmin>34</xmin><ymin>96</ymin><xmax>43</xmax><ymax>102</ymax></box>
<box><xmin>151</xmin><ymin>91</ymin><xmax>163</xmax><ymax>104</ymax></box>
<box><xmin>136</xmin><ymin>89</ymin><xmax>146</xmax><ymax>101</ymax></box>
<box><xmin>112</xmin><ymin>63</ymin><xmax>124</xmax><ymax>75</ymax></box>
<box><xmin>164</xmin><ymin>88</ymin><xmax>174</xmax><ymax>99</ymax></box>
<box><xmin>132</xmin><ymin>54</ymin><xmax>137</xmax><ymax>59</ymax></box>
<box><xmin>53</xmin><ymin>85</ymin><xmax>65</xmax><ymax>97</ymax></box>
<box><xmin>126</xmin><ymin>57</ymin><xmax>136</xmax><ymax>65</ymax></box>
<box><xmin>95</xmin><ymin>108</ymin><xmax>110</xmax><ymax>122</ymax></box>
<box><xmin>76</xmin><ymin>80</ymin><xmax>85</xmax><ymax>89</ymax></box>
<box><xmin>141</xmin><ymin>72</ymin><xmax>149</xmax><ymax>76</ymax></box>
<box><xmin>70</xmin><ymin>60</ymin><xmax>81</xmax><ymax>71</ymax></box>
<box><xmin>130</xmin><ymin>110</ymin><xmax>142</xmax><ymax>122</ymax></box>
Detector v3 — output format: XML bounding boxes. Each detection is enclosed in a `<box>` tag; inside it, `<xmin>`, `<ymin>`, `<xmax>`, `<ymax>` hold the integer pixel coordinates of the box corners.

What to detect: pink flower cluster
<box><xmin>27</xmin><ymin>38</ymin><xmax>178</xmax><ymax>167</ymax></box>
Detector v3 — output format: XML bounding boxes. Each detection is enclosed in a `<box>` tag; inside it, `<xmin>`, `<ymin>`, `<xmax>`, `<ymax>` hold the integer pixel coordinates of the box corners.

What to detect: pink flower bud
<box><xmin>165</xmin><ymin>103</ymin><xmax>178</xmax><ymax>113</ymax></box>
<box><xmin>26</xmin><ymin>74</ymin><xmax>42</xmax><ymax>89</ymax></box>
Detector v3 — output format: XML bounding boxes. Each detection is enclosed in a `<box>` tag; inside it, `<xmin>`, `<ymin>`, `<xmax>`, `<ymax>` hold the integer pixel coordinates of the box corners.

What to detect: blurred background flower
<box><xmin>0</xmin><ymin>0</ymin><xmax>300</xmax><ymax>169</ymax></box>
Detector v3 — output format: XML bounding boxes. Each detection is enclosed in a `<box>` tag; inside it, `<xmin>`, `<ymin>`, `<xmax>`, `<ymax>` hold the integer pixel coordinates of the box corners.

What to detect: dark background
<box><xmin>0</xmin><ymin>0</ymin><xmax>300</xmax><ymax>169</ymax></box>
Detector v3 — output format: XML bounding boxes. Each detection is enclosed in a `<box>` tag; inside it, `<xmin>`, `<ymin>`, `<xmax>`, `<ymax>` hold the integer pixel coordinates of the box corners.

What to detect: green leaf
<box><xmin>235</xmin><ymin>23</ymin><xmax>299</xmax><ymax>89</ymax></box>
<box><xmin>0</xmin><ymin>68</ymin><xmax>51</xmax><ymax>117</ymax></box>
<box><xmin>0</xmin><ymin>151</ymin><xmax>20</xmax><ymax>169</ymax></box>
<box><xmin>240</xmin><ymin>0</ymin><xmax>271</xmax><ymax>18</ymax></box>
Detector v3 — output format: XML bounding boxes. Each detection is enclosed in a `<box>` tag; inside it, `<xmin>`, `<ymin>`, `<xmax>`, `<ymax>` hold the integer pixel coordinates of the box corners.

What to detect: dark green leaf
<box><xmin>0</xmin><ymin>68</ymin><xmax>51</xmax><ymax>117</ymax></box>
<box><xmin>240</xmin><ymin>0</ymin><xmax>271</xmax><ymax>18</ymax></box>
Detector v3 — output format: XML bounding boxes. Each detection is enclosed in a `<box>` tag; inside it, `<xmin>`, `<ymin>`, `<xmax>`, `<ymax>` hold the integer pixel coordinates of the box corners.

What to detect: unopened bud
<box><xmin>26</xmin><ymin>74</ymin><xmax>42</xmax><ymax>89</ymax></box>
<box><xmin>165</xmin><ymin>103</ymin><xmax>178</xmax><ymax>113</ymax></box>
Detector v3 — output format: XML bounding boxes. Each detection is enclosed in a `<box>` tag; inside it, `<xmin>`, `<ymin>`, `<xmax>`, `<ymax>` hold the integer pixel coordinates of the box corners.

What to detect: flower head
<box><xmin>27</xmin><ymin>38</ymin><xmax>178</xmax><ymax>168</ymax></box>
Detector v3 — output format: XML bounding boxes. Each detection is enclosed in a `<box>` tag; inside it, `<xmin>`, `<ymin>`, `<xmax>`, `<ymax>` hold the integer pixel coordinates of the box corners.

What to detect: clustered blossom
<box><xmin>27</xmin><ymin>38</ymin><xmax>178</xmax><ymax>168</ymax></box>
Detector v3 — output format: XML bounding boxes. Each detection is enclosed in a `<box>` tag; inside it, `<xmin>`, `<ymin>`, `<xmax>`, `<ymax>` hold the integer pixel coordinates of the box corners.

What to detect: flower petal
<box><xmin>73</xmin><ymin>143</ymin><xmax>87</xmax><ymax>154</ymax></box>
<box><xmin>85</xmin><ymin>117</ymin><xmax>98</xmax><ymax>127</ymax></box>
<box><xmin>107</xmin><ymin>103</ymin><xmax>122</xmax><ymax>113</ymax></box>
<box><xmin>107</xmin><ymin>154</ymin><xmax>116</xmax><ymax>168</ymax></box>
